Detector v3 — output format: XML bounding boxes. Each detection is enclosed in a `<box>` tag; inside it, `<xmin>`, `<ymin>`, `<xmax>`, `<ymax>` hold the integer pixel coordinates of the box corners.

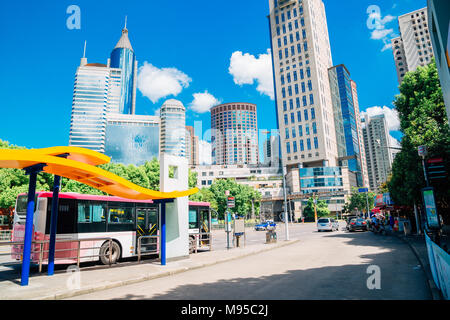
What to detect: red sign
<box><xmin>427</xmin><ymin>158</ymin><xmax>444</xmax><ymax>164</ymax></box>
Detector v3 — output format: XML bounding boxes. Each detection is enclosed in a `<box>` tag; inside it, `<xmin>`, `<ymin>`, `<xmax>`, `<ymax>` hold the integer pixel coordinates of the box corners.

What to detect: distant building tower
<box><xmin>69</xmin><ymin>48</ymin><xmax>122</xmax><ymax>152</ymax></box>
<box><xmin>186</xmin><ymin>126</ymin><xmax>199</xmax><ymax>167</ymax></box>
<box><xmin>160</xmin><ymin>99</ymin><xmax>186</xmax><ymax>158</ymax></box>
<box><xmin>211</xmin><ymin>102</ymin><xmax>259</xmax><ymax>165</ymax></box>
<box><xmin>391</xmin><ymin>7</ymin><xmax>434</xmax><ymax>84</ymax></box>
<box><xmin>110</xmin><ymin>20</ymin><xmax>138</xmax><ymax>115</ymax></box>
<box><xmin>361</xmin><ymin>114</ymin><xmax>393</xmax><ymax>191</ymax></box>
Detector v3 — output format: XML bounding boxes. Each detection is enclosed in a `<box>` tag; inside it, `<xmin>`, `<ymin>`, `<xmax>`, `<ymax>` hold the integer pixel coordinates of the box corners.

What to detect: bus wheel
<box><xmin>99</xmin><ymin>241</ymin><xmax>121</xmax><ymax>265</ymax></box>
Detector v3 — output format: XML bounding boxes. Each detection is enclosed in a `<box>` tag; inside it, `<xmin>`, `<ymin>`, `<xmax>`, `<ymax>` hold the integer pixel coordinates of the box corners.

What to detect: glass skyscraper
<box><xmin>110</xmin><ymin>24</ymin><xmax>138</xmax><ymax>115</ymax></box>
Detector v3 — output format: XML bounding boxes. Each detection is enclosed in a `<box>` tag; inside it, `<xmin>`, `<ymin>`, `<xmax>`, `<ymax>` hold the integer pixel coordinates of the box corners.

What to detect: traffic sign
<box><xmin>227</xmin><ymin>196</ymin><xmax>235</xmax><ymax>208</ymax></box>
<box><xmin>358</xmin><ymin>188</ymin><xmax>369</xmax><ymax>193</ymax></box>
<box><xmin>418</xmin><ymin>145</ymin><xmax>427</xmax><ymax>157</ymax></box>
<box><xmin>426</xmin><ymin>158</ymin><xmax>447</xmax><ymax>182</ymax></box>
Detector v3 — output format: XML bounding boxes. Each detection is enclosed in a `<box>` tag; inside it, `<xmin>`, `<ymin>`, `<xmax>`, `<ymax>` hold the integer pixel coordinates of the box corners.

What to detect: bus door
<box><xmin>136</xmin><ymin>207</ymin><xmax>158</xmax><ymax>254</ymax></box>
<box><xmin>199</xmin><ymin>208</ymin><xmax>211</xmax><ymax>245</ymax></box>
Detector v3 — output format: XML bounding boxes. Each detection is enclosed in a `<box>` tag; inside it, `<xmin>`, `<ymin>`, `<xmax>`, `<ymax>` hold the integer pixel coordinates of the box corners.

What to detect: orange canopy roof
<box><xmin>0</xmin><ymin>147</ymin><xmax>198</xmax><ymax>200</ymax></box>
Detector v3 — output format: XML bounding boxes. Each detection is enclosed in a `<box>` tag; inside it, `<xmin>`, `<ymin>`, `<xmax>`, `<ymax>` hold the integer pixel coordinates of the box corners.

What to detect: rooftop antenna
<box><xmin>83</xmin><ymin>40</ymin><xmax>87</xmax><ymax>58</ymax></box>
<box><xmin>124</xmin><ymin>16</ymin><xmax>127</xmax><ymax>30</ymax></box>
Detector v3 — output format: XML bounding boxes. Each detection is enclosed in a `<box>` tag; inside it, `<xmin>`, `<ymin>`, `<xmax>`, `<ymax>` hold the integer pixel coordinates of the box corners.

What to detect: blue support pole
<box><xmin>21</xmin><ymin>170</ymin><xmax>38</xmax><ymax>286</ymax></box>
<box><xmin>47</xmin><ymin>175</ymin><xmax>61</xmax><ymax>276</ymax></box>
<box><xmin>160</xmin><ymin>202</ymin><xmax>166</xmax><ymax>266</ymax></box>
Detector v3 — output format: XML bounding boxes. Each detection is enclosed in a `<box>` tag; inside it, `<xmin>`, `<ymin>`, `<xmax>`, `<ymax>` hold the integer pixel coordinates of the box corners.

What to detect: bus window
<box><xmin>77</xmin><ymin>201</ymin><xmax>106</xmax><ymax>233</ymax></box>
<box><xmin>45</xmin><ymin>198</ymin><xmax>77</xmax><ymax>235</ymax></box>
<box><xmin>200</xmin><ymin>209</ymin><xmax>210</xmax><ymax>233</ymax></box>
<box><xmin>189</xmin><ymin>209</ymin><xmax>198</xmax><ymax>229</ymax></box>
<box><xmin>107</xmin><ymin>202</ymin><xmax>135</xmax><ymax>232</ymax></box>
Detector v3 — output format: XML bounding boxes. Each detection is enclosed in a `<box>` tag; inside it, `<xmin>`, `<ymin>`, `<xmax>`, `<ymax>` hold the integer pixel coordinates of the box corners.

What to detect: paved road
<box><xmin>68</xmin><ymin>224</ymin><xmax>431</xmax><ymax>300</ymax></box>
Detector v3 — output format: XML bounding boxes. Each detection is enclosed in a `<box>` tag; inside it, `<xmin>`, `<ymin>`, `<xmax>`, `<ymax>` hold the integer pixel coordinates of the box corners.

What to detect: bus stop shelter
<box><xmin>0</xmin><ymin>147</ymin><xmax>198</xmax><ymax>286</ymax></box>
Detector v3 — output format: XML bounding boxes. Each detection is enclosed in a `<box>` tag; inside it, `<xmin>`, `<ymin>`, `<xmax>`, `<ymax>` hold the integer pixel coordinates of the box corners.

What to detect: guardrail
<box><xmin>0</xmin><ymin>237</ymin><xmax>113</xmax><ymax>273</ymax></box>
<box><xmin>137</xmin><ymin>235</ymin><xmax>159</xmax><ymax>262</ymax></box>
<box><xmin>190</xmin><ymin>232</ymin><xmax>212</xmax><ymax>254</ymax></box>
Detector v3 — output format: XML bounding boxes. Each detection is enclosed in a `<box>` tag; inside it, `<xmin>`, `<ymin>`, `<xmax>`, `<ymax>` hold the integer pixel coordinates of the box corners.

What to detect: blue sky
<box><xmin>0</xmin><ymin>0</ymin><xmax>426</xmax><ymax>160</ymax></box>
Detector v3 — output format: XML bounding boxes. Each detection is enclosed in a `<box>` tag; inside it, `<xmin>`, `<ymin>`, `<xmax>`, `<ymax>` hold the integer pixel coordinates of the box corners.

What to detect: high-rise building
<box><xmin>186</xmin><ymin>126</ymin><xmax>199</xmax><ymax>167</ymax></box>
<box><xmin>160</xmin><ymin>99</ymin><xmax>186</xmax><ymax>158</ymax></box>
<box><xmin>361</xmin><ymin>114</ymin><xmax>393</xmax><ymax>191</ymax></box>
<box><xmin>428</xmin><ymin>0</ymin><xmax>450</xmax><ymax>124</ymax></box>
<box><xmin>328</xmin><ymin>65</ymin><xmax>366</xmax><ymax>188</ymax></box>
<box><xmin>109</xmin><ymin>22</ymin><xmax>138</xmax><ymax>115</ymax></box>
<box><xmin>104</xmin><ymin>113</ymin><xmax>160</xmax><ymax>166</ymax></box>
<box><xmin>263</xmin><ymin>132</ymin><xmax>281</xmax><ymax>167</ymax></box>
<box><xmin>391</xmin><ymin>7</ymin><xmax>434</xmax><ymax>84</ymax></box>
<box><xmin>211</xmin><ymin>103</ymin><xmax>259</xmax><ymax>165</ymax></box>
<box><xmin>69</xmin><ymin>56</ymin><xmax>122</xmax><ymax>153</ymax></box>
<box><xmin>268</xmin><ymin>0</ymin><xmax>337</xmax><ymax>170</ymax></box>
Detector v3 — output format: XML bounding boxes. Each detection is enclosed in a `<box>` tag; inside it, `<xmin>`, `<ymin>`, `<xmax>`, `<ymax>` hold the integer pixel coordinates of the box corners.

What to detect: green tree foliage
<box><xmin>302</xmin><ymin>198</ymin><xmax>330</xmax><ymax>220</ymax></box>
<box><xmin>344</xmin><ymin>187</ymin><xmax>376</xmax><ymax>214</ymax></box>
<box><xmin>388</xmin><ymin>60</ymin><xmax>450</xmax><ymax>213</ymax></box>
<box><xmin>190</xmin><ymin>179</ymin><xmax>261</xmax><ymax>220</ymax></box>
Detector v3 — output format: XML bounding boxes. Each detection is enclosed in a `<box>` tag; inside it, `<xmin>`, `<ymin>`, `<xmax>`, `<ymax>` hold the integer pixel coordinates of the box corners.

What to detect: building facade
<box><xmin>104</xmin><ymin>113</ymin><xmax>160</xmax><ymax>166</ymax></box>
<box><xmin>160</xmin><ymin>99</ymin><xmax>186</xmax><ymax>158</ymax></box>
<box><xmin>186</xmin><ymin>126</ymin><xmax>199</xmax><ymax>167</ymax></box>
<box><xmin>428</xmin><ymin>0</ymin><xmax>450</xmax><ymax>124</ymax></box>
<box><xmin>211</xmin><ymin>103</ymin><xmax>259</xmax><ymax>165</ymax></box>
<box><xmin>391</xmin><ymin>7</ymin><xmax>434</xmax><ymax>84</ymax></box>
<box><xmin>361</xmin><ymin>114</ymin><xmax>393</xmax><ymax>191</ymax></box>
<box><xmin>69</xmin><ymin>60</ymin><xmax>121</xmax><ymax>153</ymax></box>
<box><xmin>268</xmin><ymin>0</ymin><xmax>337</xmax><ymax>170</ymax></box>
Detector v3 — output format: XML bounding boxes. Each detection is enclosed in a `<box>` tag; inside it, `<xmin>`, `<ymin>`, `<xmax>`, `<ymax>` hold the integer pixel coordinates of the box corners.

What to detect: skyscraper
<box><xmin>69</xmin><ymin>53</ymin><xmax>122</xmax><ymax>152</ymax></box>
<box><xmin>211</xmin><ymin>103</ymin><xmax>259</xmax><ymax>165</ymax></box>
<box><xmin>268</xmin><ymin>0</ymin><xmax>337</xmax><ymax>170</ymax></box>
<box><xmin>109</xmin><ymin>20</ymin><xmax>138</xmax><ymax>115</ymax></box>
<box><xmin>186</xmin><ymin>126</ymin><xmax>199</xmax><ymax>167</ymax></box>
<box><xmin>361</xmin><ymin>114</ymin><xmax>393</xmax><ymax>191</ymax></box>
<box><xmin>328</xmin><ymin>64</ymin><xmax>366</xmax><ymax>188</ymax></box>
<box><xmin>391</xmin><ymin>7</ymin><xmax>434</xmax><ymax>84</ymax></box>
<box><xmin>160</xmin><ymin>99</ymin><xmax>187</xmax><ymax>158</ymax></box>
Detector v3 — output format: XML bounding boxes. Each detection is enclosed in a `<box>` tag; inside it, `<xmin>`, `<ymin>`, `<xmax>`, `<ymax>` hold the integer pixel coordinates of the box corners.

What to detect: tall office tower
<box><xmin>351</xmin><ymin>80</ymin><xmax>370</xmax><ymax>189</ymax></box>
<box><xmin>328</xmin><ymin>65</ymin><xmax>366</xmax><ymax>188</ymax></box>
<box><xmin>186</xmin><ymin>126</ymin><xmax>199</xmax><ymax>167</ymax></box>
<box><xmin>69</xmin><ymin>53</ymin><xmax>122</xmax><ymax>153</ymax></box>
<box><xmin>268</xmin><ymin>0</ymin><xmax>337</xmax><ymax>171</ymax></box>
<box><xmin>263</xmin><ymin>132</ymin><xmax>281</xmax><ymax>167</ymax></box>
<box><xmin>428</xmin><ymin>0</ymin><xmax>450</xmax><ymax>124</ymax></box>
<box><xmin>361</xmin><ymin>114</ymin><xmax>393</xmax><ymax>191</ymax></box>
<box><xmin>110</xmin><ymin>22</ymin><xmax>138</xmax><ymax>115</ymax></box>
<box><xmin>211</xmin><ymin>103</ymin><xmax>259</xmax><ymax>165</ymax></box>
<box><xmin>391</xmin><ymin>7</ymin><xmax>434</xmax><ymax>84</ymax></box>
<box><xmin>160</xmin><ymin>99</ymin><xmax>186</xmax><ymax>158</ymax></box>
<box><xmin>105</xmin><ymin>113</ymin><xmax>160</xmax><ymax>166</ymax></box>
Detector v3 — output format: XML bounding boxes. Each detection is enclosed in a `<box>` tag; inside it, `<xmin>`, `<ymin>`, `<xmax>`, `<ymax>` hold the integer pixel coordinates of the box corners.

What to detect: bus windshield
<box><xmin>16</xmin><ymin>194</ymin><xmax>37</xmax><ymax>213</ymax></box>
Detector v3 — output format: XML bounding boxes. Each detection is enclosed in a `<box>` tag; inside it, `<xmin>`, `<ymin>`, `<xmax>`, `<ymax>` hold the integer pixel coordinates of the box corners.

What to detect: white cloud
<box><xmin>381</xmin><ymin>42</ymin><xmax>393</xmax><ymax>52</ymax></box>
<box><xmin>137</xmin><ymin>62</ymin><xmax>192</xmax><ymax>103</ymax></box>
<box><xmin>189</xmin><ymin>91</ymin><xmax>221</xmax><ymax>113</ymax></box>
<box><xmin>228</xmin><ymin>49</ymin><xmax>274</xmax><ymax>100</ymax></box>
<box><xmin>361</xmin><ymin>106</ymin><xmax>400</xmax><ymax>131</ymax></box>
<box><xmin>371</xmin><ymin>28</ymin><xmax>394</xmax><ymax>40</ymax></box>
<box><xmin>198</xmin><ymin>140</ymin><xmax>212</xmax><ymax>165</ymax></box>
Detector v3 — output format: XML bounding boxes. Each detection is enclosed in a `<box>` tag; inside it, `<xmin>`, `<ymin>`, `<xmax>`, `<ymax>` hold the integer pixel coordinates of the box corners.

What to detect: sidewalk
<box><xmin>0</xmin><ymin>239</ymin><xmax>299</xmax><ymax>300</ymax></box>
<box><xmin>395</xmin><ymin>233</ymin><xmax>442</xmax><ymax>300</ymax></box>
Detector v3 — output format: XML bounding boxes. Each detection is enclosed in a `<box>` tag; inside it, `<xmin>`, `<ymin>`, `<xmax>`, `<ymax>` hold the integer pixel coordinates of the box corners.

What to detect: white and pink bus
<box><xmin>12</xmin><ymin>192</ymin><xmax>211</xmax><ymax>265</ymax></box>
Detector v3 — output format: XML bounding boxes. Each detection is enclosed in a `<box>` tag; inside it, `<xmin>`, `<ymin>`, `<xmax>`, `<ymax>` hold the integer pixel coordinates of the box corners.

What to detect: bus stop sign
<box><xmin>227</xmin><ymin>197</ymin><xmax>235</xmax><ymax>208</ymax></box>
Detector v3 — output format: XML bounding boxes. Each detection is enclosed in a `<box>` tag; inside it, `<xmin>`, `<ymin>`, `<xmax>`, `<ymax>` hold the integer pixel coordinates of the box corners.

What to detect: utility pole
<box><xmin>313</xmin><ymin>193</ymin><xmax>318</xmax><ymax>223</ymax></box>
<box><xmin>282</xmin><ymin>166</ymin><xmax>290</xmax><ymax>240</ymax></box>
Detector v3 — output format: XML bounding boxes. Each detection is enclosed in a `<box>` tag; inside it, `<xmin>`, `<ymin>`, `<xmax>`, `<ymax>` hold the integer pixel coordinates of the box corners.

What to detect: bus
<box><xmin>12</xmin><ymin>192</ymin><xmax>211</xmax><ymax>265</ymax></box>
<box><xmin>188</xmin><ymin>202</ymin><xmax>211</xmax><ymax>253</ymax></box>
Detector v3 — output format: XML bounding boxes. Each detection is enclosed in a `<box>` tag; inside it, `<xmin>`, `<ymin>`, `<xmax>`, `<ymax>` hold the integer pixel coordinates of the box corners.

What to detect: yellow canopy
<box><xmin>0</xmin><ymin>147</ymin><xmax>198</xmax><ymax>200</ymax></box>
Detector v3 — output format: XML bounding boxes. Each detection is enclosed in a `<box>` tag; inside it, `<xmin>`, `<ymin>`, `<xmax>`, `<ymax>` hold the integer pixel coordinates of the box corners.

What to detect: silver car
<box><xmin>317</xmin><ymin>218</ymin><xmax>339</xmax><ymax>232</ymax></box>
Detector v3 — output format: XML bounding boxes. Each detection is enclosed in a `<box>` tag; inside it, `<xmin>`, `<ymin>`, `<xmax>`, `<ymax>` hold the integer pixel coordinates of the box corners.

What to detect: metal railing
<box><xmin>190</xmin><ymin>232</ymin><xmax>212</xmax><ymax>254</ymax></box>
<box><xmin>137</xmin><ymin>235</ymin><xmax>159</xmax><ymax>262</ymax></box>
<box><xmin>0</xmin><ymin>237</ymin><xmax>113</xmax><ymax>273</ymax></box>
<box><xmin>0</xmin><ymin>230</ymin><xmax>12</xmax><ymax>242</ymax></box>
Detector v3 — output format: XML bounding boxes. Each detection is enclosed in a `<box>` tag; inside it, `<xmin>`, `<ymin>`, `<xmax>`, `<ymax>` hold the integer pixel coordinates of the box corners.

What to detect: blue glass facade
<box><xmin>299</xmin><ymin>167</ymin><xmax>344</xmax><ymax>194</ymax></box>
<box><xmin>105</xmin><ymin>121</ymin><xmax>159</xmax><ymax>166</ymax></box>
<box><xmin>110</xmin><ymin>47</ymin><xmax>135</xmax><ymax>115</ymax></box>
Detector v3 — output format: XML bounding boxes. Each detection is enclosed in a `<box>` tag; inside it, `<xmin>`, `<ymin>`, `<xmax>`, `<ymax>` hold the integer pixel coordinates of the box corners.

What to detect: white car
<box><xmin>317</xmin><ymin>218</ymin><xmax>339</xmax><ymax>232</ymax></box>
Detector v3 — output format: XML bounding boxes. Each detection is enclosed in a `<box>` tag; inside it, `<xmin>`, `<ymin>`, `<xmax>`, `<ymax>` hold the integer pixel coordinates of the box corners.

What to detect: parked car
<box><xmin>347</xmin><ymin>218</ymin><xmax>369</xmax><ymax>232</ymax></box>
<box><xmin>317</xmin><ymin>218</ymin><xmax>339</xmax><ymax>232</ymax></box>
<box><xmin>255</xmin><ymin>220</ymin><xmax>276</xmax><ymax>231</ymax></box>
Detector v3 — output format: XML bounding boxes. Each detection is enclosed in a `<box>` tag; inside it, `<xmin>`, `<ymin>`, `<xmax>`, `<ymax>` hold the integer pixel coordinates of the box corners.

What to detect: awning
<box><xmin>0</xmin><ymin>147</ymin><xmax>198</xmax><ymax>200</ymax></box>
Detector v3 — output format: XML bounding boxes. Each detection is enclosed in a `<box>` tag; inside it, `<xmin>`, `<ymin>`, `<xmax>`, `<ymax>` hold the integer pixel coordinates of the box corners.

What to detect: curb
<box><xmin>38</xmin><ymin>239</ymin><xmax>301</xmax><ymax>300</ymax></box>
<box><xmin>395</xmin><ymin>234</ymin><xmax>442</xmax><ymax>300</ymax></box>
